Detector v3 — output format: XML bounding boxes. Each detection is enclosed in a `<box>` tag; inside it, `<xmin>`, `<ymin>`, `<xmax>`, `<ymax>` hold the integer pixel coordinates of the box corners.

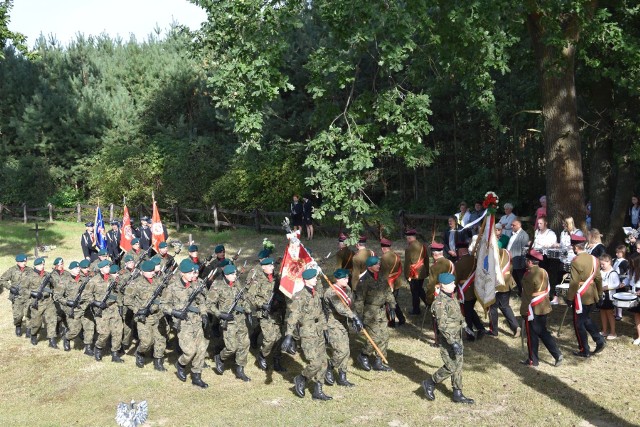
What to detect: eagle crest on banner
<box><xmin>473</xmin><ymin>191</ymin><xmax>504</xmax><ymax>310</ymax></box>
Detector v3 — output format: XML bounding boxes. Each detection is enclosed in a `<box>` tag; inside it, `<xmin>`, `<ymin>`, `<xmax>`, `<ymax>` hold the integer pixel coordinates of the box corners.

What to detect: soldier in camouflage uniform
<box><xmin>163</xmin><ymin>260</ymin><xmax>209</xmax><ymax>388</ymax></box>
<box><xmin>209</xmin><ymin>264</ymin><xmax>253</xmax><ymax>382</ymax></box>
<box><xmin>129</xmin><ymin>261</ymin><xmax>168</xmax><ymax>371</ymax></box>
<box><xmin>89</xmin><ymin>249</ymin><xmax>111</xmax><ymax>274</ymax></box>
<box><xmin>126</xmin><ymin>238</ymin><xmax>147</xmax><ymax>264</ymax></box>
<box><xmin>79</xmin><ymin>259</ymin><xmax>94</xmax><ymax>279</ymax></box>
<box><xmin>55</xmin><ymin>261</ymin><xmax>95</xmax><ymax>356</ymax></box>
<box><xmin>422</xmin><ymin>273</ymin><xmax>474</xmax><ymax>404</ymax></box>
<box><xmin>324</xmin><ymin>268</ymin><xmax>364</xmax><ymax>387</ymax></box>
<box><xmin>49</xmin><ymin>257</ymin><xmax>71</xmax><ymax>339</ymax></box>
<box><xmin>118</xmin><ymin>254</ymin><xmax>141</xmax><ymax>352</ymax></box>
<box><xmin>248</xmin><ymin>258</ymin><xmax>287</xmax><ymax>372</ymax></box>
<box><xmin>281</xmin><ymin>268</ymin><xmax>332</xmax><ymax>401</ymax></box>
<box><xmin>26</xmin><ymin>257</ymin><xmax>58</xmax><ymax>348</ymax></box>
<box><xmin>0</xmin><ymin>253</ymin><xmax>32</xmax><ymax>337</ymax></box>
<box><xmin>89</xmin><ymin>260</ymin><xmax>124</xmax><ymax>363</ymax></box>
<box><xmin>354</xmin><ymin>256</ymin><xmax>394</xmax><ymax>372</ymax></box>
<box><xmin>156</xmin><ymin>241</ymin><xmax>176</xmax><ymax>271</ymax></box>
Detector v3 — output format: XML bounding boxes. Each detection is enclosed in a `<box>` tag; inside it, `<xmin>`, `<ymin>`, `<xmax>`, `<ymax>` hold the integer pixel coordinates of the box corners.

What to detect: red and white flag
<box><xmin>151</xmin><ymin>201</ymin><xmax>165</xmax><ymax>252</ymax></box>
<box><xmin>279</xmin><ymin>232</ymin><xmax>312</xmax><ymax>298</ymax></box>
<box><xmin>120</xmin><ymin>205</ymin><xmax>133</xmax><ymax>252</ymax></box>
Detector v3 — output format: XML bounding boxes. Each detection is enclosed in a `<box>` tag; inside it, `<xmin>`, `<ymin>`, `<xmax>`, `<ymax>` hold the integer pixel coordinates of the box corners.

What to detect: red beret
<box><xmin>338</xmin><ymin>233</ymin><xmax>348</xmax><ymax>242</ymax></box>
<box><xmin>570</xmin><ymin>235</ymin><xmax>587</xmax><ymax>244</ymax></box>
<box><xmin>380</xmin><ymin>238</ymin><xmax>392</xmax><ymax>247</ymax></box>
<box><xmin>526</xmin><ymin>249</ymin><xmax>543</xmax><ymax>261</ymax></box>
<box><xmin>431</xmin><ymin>242</ymin><xmax>444</xmax><ymax>251</ymax></box>
<box><xmin>358</xmin><ymin>235</ymin><xmax>367</xmax><ymax>244</ymax></box>
<box><xmin>404</xmin><ymin>228</ymin><xmax>417</xmax><ymax>236</ymax></box>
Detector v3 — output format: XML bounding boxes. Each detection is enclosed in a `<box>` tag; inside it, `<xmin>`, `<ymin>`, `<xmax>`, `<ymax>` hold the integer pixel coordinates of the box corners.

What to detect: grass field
<box><xmin>0</xmin><ymin>221</ymin><xmax>639</xmax><ymax>426</ymax></box>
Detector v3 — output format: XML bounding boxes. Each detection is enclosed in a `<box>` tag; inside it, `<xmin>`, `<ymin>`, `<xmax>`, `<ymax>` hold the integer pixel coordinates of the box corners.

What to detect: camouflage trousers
<box><xmin>11</xmin><ymin>295</ymin><xmax>30</xmax><ymax>328</ymax></box>
<box><xmin>363</xmin><ymin>306</ymin><xmax>389</xmax><ymax>358</ymax></box>
<box><xmin>300</xmin><ymin>321</ymin><xmax>328</xmax><ymax>382</ymax></box>
<box><xmin>327</xmin><ymin>319</ymin><xmax>350</xmax><ymax>371</ymax></box>
<box><xmin>121</xmin><ymin>306</ymin><xmax>136</xmax><ymax>348</ymax></box>
<box><xmin>177</xmin><ymin>318</ymin><xmax>208</xmax><ymax>374</ymax></box>
<box><xmin>65</xmin><ymin>308</ymin><xmax>95</xmax><ymax>345</ymax></box>
<box><xmin>136</xmin><ymin>314</ymin><xmax>167</xmax><ymax>359</ymax></box>
<box><xmin>95</xmin><ymin>304</ymin><xmax>123</xmax><ymax>351</ymax></box>
<box><xmin>220</xmin><ymin>320</ymin><xmax>250</xmax><ymax>367</ymax></box>
<box><xmin>29</xmin><ymin>299</ymin><xmax>57</xmax><ymax>339</ymax></box>
<box><xmin>259</xmin><ymin>317</ymin><xmax>283</xmax><ymax>358</ymax></box>
<box><xmin>432</xmin><ymin>342</ymin><xmax>463</xmax><ymax>389</ymax></box>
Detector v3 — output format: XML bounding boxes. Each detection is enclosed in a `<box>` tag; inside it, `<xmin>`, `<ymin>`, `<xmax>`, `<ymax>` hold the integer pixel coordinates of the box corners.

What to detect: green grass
<box><xmin>0</xmin><ymin>220</ymin><xmax>639</xmax><ymax>426</ymax></box>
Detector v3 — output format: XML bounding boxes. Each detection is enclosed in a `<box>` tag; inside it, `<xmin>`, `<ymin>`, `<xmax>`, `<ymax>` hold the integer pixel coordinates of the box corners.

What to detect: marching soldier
<box><xmin>488</xmin><ymin>246</ymin><xmax>520</xmax><ymax>337</ymax></box>
<box><xmin>56</xmin><ymin>261</ymin><xmax>95</xmax><ymax>356</ymax></box>
<box><xmin>336</xmin><ymin>233</ymin><xmax>354</xmax><ymax>272</ymax></box>
<box><xmin>354</xmin><ymin>256</ymin><xmax>394</xmax><ymax>372</ymax></box>
<box><xmin>126</xmin><ymin>238</ymin><xmax>146</xmax><ymax>263</ymax></box>
<box><xmin>156</xmin><ymin>242</ymin><xmax>175</xmax><ymax>271</ymax></box>
<box><xmin>135</xmin><ymin>216</ymin><xmax>152</xmax><ymax>251</ymax></box>
<box><xmin>454</xmin><ymin>242</ymin><xmax>487</xmax><ymax>340</ymax></box>
<box><xmin>187</xmin><ymin>244</ymin><xmax>203</xmax><ymax>273</ymax></box>
<box><xmin>118</xmin><ymin>253</ymin><xmax>138</xmax><ymax>353</ymax></box>
<box><xmin>351</xmin><ymin>236</ymin><xmax>374</xmax><ymax>288</ymax></box>
<box><xmin>79</xmin><ymin>259</ymin><xmax>93</xmax><ymax>278</ymax></box>
<box><xmin>520</xmin><ymin>250</ymin><xmax>563</xmax><ymax>367</ymax></box>
<box><xmin>380</xmin><ymin>238</ymin><xmax>405</xmax><ymax>327</ymax></box>
<box><xmin>200</xmin><ymin>244</ymin><xmax>228</xmax><ymax>281</ymax></box>
<box><xmin>567</xmin><ymin>235</ymin><xmax>606</xmax><ymax>358</ymax></box>
<box><xmin>89</xmin><ymin>260</ymin><xmax>124</xmax><ymax>363</ymax></box>
<box><xmin>281</xmin><ymin>268</ymin><xmax>332</xmax><ymax>400</ymax></box>
<box><xmin>1</xmin><ymin>253</ymin><xmax>32</xmax><ymax>337</ymax></box>
<box><xmin>163</xmin><ymin>260</ymin><xmax>209</xmax><ymax>388</ymax></box>
<box><xmin>248</xmin><ymin>258</ymin><xmax>287</xmax><ymax>372</ymax></box>
<box><xmin>90</xmin><ymin>249</ymin><xmax>110</xmax><ymax>273</ymax></box>
<box><xmin>404</xmin><ymin>229</ymin><xmax>428</xmax><ymax>315</ymax></box>
<box><xmin>106</xmin><ymin>220</ymin><xmax>122</xmax><ymax>264</ymax></box>
<box><xmin>81</xmin><ymin>221</ymin><xmax>99</xmax><ymax>261</ymax></box>
<box><xmin>49</xmin><ymin>257</ymin><xmax>70</xmax><ymax>337</ymax></box>
<box><xmin>422</xmin><ymin>273</ymin><xmax>474</xmax><ymax>404</ymax></box>
<box><xmin>26</xmin><ymin>257</ymin><xmax>58</xmax><ymax>348</ymax></box>
<box><xmin>209</xmin><ymin>264</ymin><xmax>253</xmax><ymax>382</ymax></box>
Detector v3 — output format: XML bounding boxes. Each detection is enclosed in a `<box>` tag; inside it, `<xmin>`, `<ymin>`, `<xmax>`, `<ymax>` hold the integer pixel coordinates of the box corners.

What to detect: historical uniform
<box><xmin>336</xmin><ymin>234</ymin><xmax>354</xmax><ymax>271</ymax></box>
<box><xmin>520</xmin><ymin>250</ymin><xmax>562</xmax><ymax>366</ymax></box>
<box><xmin>88</xmin><ymin>261</ymin><xmax>124</xmax><ymax>362</ymax></box>
<box><xmin>422</xmin><ymin>273</ymin><xmax>474</xmax><ymax>404</ymax></box>
<box><xmin>351</xmin><ymin>237</ymin><xmax>374</xmax><ymax>288</ymax></box>
<box><xmin>404</xmin><ymin>230</ymin><xmax>428</xmax><ymax>314</ymax></box>
<box><xmin>454</xmin><ymin>251</ymin><xmax>486</xmax><ymax>339</ymax></box>
<box><xmin>488</xmin><ymin>248</ymin><xmax>520</xmax><ymax>336</ymax></box>
<box><xmin>135</xmin><ymin>218</ymin><xmax>152</xmax><ymax>251</ymax></box>
<box><xmin>0</xmin><ymin>254</ymin><xmax>32</xmax><ymax>336</ymax></box>
<box><xmin>55</xmin><ymin>262</ymin><xmax>95</xmax><ymax>355</ymax></box>
<box><xmin>106</xmin><ymin>221</ymin><xmax>122</xmax><ymax>263</ymax></box>
<box><xmin>354</xmin><ymin>257</ymin><xmax>394</xmax><ymax>372</ymax></box>
<box><xmin>380</xmin><ymin>238</ymin><xmax>405</xmax><ymax>326</ymax></box>
<box><xmin>428</xmin><ymin>253</ymin><xmax>455</xmax><ymax>305</ymax></box>
<box><xmin>26</xmin><ymin>259</ymin><xmax>58</xmax><ymax>347</ymax></box>
<box><xmin>81</xmin><ymin>222</ymin><xmax>99</xmax><ymax>261</ymax></box>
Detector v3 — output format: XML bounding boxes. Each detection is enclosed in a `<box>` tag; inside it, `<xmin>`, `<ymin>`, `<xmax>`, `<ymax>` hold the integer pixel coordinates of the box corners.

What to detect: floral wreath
<box><xmin>483</xmin><ymin>191</ymin><xmax>499</xmax><ymax>214</ymax></box>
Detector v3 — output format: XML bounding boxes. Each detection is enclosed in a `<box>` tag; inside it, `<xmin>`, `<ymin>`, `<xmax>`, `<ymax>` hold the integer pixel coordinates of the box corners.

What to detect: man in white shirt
<box><xmin>498</xmin><ymin>203</ymin><xmax>516</xmax><ymax>237</ymax></box>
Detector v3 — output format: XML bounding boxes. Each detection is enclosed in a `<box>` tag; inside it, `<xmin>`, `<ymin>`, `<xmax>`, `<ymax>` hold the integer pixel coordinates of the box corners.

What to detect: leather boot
<box><xmin>135</xmin><ymin>351</ymin><xmax>145</xmax><ymax>368</ymax></box>
<box><xmin>84</xmin><ymin>344</ymin><xmax>94</xmax><ymax>357</ymax></box>
<box><xmin>213</xmin><ymin>354</ymin><xmax>224</xmax><ymax>375</ymax></box>
<box><xmin>175</xmin><ymin>361</ymin><xmax>187</xmax><ymax>382</ymax></box>
<box><xmin>234</xmin><ymin>365</ymin><xmax>251</xmax><ymax>382</ymax></box>
<box><xmin>273</xmin><ymin>356</ymin><xmax>286</xmax><ymax>372</ymax></box>
<box><xmin>312</xmin><ymin>381</ymin><xmax>332</xmax><ymax>401</ymax></box>
<box><xmin>30</xmin><ymin>334</ymin><xmax>38</xmax><ymax>346</ymax></box>
<box><xmin>48</xmin><ymin>338</ymin><xmax>58</xmax><ymax>349</ymax></box>
<box><xmin>396</xmin><ymin>306</ymin><xmax>406</xmax><ymax>326</ymax></box>
<box><xmin>453</xmin><ymin>389</ymin><xmax>474</xmax><ymax>404</ymax></box>
<box><xmin>422</xmin><ymin>377</ymin><xmax>436</xmax><ymax>401</ymax></box>
<box><xmin>63</xmin><ymin>338</ymin><xmax>71</xmax><ymax>352</ymax></box>
<box><xmin>154</xmin><ymin>357</ymin><xmax>167</xmax><ymax>372</ymax></box>
<box><xmin>25</xmin><ymin>328</ymin><xmax>31</xmax><ymax>339</ymax></box>
<box><xmin>249</xmin><ymin>329</ymin><xmax>260</xmax><ymax>349</ymax></box>
<box><xmin>336</xmin><ymin>369</ymin><xmax>354</xmax><ymax>387</ymax></box>
<box><xmin>111</xmin><ymin>351</ymin><xmax>124</xmax><ymax>363</ymax></box>
<box><xmin>293</xmin><ymin>374</ymin><xmax>307</xmax><ymax>398</ymax></box>
<box><xmin>94</xmin><ymin>347</ymin><xmax>103</xmax><ymax>361</ymax></box>
<box><xmin>191</xmin><ymin>372</ymin><xmax>209</xmax><ymax>389</ymax></box>
<box><xmin>257</xmin><ymin>352</ymin><xmax>268</xmax><ymax>370</ymax></box>
<box><xmin>324</xmin><ymin>368</ymin><xmax>335</xmax><ymax>386</ymax></box>
<box><xmin>15</xmin><ymin>326</ymin><xmax>22</xmax><ymax>337</ymax></box>
<box><xmin>357</xmin><ymin>352</ymin><xmax>371</xmax><ymax>371</ymax></box>
<box><xmin>372</xmin><ymin>356</ymin><xmax>392</xmax><ymax>372</ymax></box>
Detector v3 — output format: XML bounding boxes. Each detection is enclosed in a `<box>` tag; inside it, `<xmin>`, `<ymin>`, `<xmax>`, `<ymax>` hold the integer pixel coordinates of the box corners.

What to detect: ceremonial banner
<box><xmin>278</xmin><ymin>231</ymin><xmax>312</xmax><ymax>298</ymax></box>
<box><xmin>473</xmin><ymin>192</ymin><xmax>504</xmax><ymax>310</ymax></box>
<box><xmin>94</xmin><ymin>207</ymin><xmax>107</xmax><ymax>251</ymax></box>
<box><xmin>120</xmin><ymin>205</ymin><xmax>133</xmax><ymax>252</ymax></box>
<box><xmin>151</xmin><ymin>201</ymin><xmax>165</xmax><ymax>252</ymax></box>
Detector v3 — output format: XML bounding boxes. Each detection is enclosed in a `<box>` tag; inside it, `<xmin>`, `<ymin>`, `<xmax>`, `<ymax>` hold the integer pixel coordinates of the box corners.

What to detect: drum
<box><xmin>613</xmin><ymin>292</ymin><xmax>639</xmax><ymax>309</ymax></box>
<box><xmin>546</xmin><ymin>249</ymin><xmax>566</xmax><ymax>259</ymax></box>
<box><xmin>562</xmin><ymin>262</ymin><xmax>572</xmax><ymax>273</ymax></box>
<box><xmin>555</xmin><ymin>283</ymin><xmax>570</xmax><ymax>298</ymax></box>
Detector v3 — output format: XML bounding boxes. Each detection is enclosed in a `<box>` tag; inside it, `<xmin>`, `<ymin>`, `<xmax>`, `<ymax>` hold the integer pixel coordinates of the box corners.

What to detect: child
<box><xmin>613</xmin><ymin>245</ymin><xmax>629</xmax><ymax>321</ymax></box>
<box><xmin>599</xmin><ymin>254</ymin><xmax>620</xmax><ymax>339</ymax></box>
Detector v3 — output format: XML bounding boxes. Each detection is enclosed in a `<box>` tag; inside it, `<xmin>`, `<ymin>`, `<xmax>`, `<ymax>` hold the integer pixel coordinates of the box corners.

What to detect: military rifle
<box><xmin>91</xmin><ymin>279</ymin><xmax>117</xmax><ymax>318</ymax></box>
<box><xmin>118</xmin><ymin>247</ymin><xmax>152</xmax><ymax>293</ymax></box>
<box><xmin>67</xmin><ymin>275</ymin><xmax>93</xmax><ymax>319</ymax></box>
<box><xmin>30</xmin><ymin>273</ymin><xmax>52</xmax><ymax>310</ymax></box>
<box><xmin>136</xmin><ymin>264</ymin><xmax>178</xmax><ymax>323</ymax></box>
<box><xmin>171</xmin><ymin>278</ymin><xmax>209</xmax><ymax>332</ymax></box>
<box><xmin>220</xmin><ymin>268</ymin><xmax>256</xmax><ymax>331</ymax></box>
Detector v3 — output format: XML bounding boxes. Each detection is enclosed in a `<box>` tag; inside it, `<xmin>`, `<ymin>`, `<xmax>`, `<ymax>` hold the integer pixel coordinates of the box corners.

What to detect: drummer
<box><xmin>555</xmin><ymin>216</ymin><xmax>582</xmax><ymax>256</ymax></box>
<box><xmin>599</xmin><ymin>254</ymin><xmax>620</xmax><ymax>340</ymax></box>
<box><xmin>613</xmin><ymin>245</ymin><xmax>629</xmax><ymax>321</ymax></box>
<box><xmin>624</xmin><ymin>254</ymin><xmax>640</xmax><ymax>345</ymax></box>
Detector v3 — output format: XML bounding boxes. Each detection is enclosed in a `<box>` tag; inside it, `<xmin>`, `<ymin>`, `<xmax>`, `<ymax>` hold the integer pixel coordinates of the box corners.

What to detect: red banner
<box><xmin>151</xmin><ymin>201</ymin><xmax>165</xmax><ymax>252</ymax></box>
<box><xmin>278</xmin><ymin>242</ymin><xmax>312</xmax><ymax>298</ymax></box>
<box><xmin>120</xmin><ymin>205</ymin><xmax>133</xmax><ymax>252</ymax></box>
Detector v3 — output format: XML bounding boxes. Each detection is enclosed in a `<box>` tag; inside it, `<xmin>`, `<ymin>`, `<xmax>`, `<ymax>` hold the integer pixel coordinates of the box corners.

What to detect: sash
<box><xmin>387</xmin><ymin>254</ymin><xmax>402</xmax><ymax>289</ymax></box>
<box><xmin>343</xmin><ymin>251</ymin><xmax>354</xmax><ymax>269</ymax></box>
<box><xmin>527</xmin><ymin>269</ymin><xmax>550</xmax><ymax>321</ymax></box>
<box><xmin>501</xmin><ymin>250</ymin><xmax>511</xmax><ymax>277</ymax></box>
<box><xmin>333</xmin><ymin>284</ymin><xmax>352</xmax><ymax>306</ymax></box>
<box><xmin>574</xmin><ymin>255</ymin><xmax>599</xmax><ymax>314</ymax></box>
<box><xmin>458</xmin><ymin>271</ymin><xmax>475</xmax><ymax>303</ymax></box>
<box><xmin>409</xmin><ymin>245</ymin><xmax>426</xmax><ymax>279</ymax></box>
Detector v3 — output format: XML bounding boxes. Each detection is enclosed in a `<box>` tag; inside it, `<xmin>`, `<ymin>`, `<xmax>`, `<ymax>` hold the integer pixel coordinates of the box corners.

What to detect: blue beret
<box><xmin>188</xmin><ymin>244</ymin><xmax>198</xmax><ymax>252</ymax></box>
<box><xmin>333</xmin><ymin>268</ymin><xmax>349</xmax><ymax>279</ymax></box>
<box><xmin>141</xmin><ymin>261</ymin><xmax>156</xmax><ymax>272</ymax></box>
<box><xmin>179</xmin><ymin>259</ymin><xmax>194</xmax><ymax>273</ymax></box>
<box><xmin>98</xmin><ymin>249</ymin><xmax>108</xmax><ymax>256</ymax></box>
<box><xmin>15</xmin><ymin>254</ymin><xmax>27</xmax><ymax>262</ymax></box>
<box><xmin>69</xmin><ymin>261</ymin><xmax>80</xmax><ymax>269</ymax></box>
<box><xmin>109</xmin><ymin>264</ymin><xmax>120</xmax><ymax>274</ymax></box>
<box><xmin>123</xmin><ymin>254</ymin><xmax>134</xmax><ymax>262</ymax></box>
<box><xmin>214</xmin><ymin>244</ymin><xmax>225</xmax><ymax>254</ymax></box>
<box><xmin>79</xmin><ymin>259</ymin><xmax>90</xmax><ymax>268</ymax></box>
<box><xmin>131</xmin><ymin>238</ymin><xmax>140</xmax><ymax>245</ymax></box>
<box><xmin>302</xmin><ymin>268</ymin><xmax>317</xmax><ymax>280</ymax></box>
<box><xmin>151</xmin><ymin>255</ymin><xmax>162</xmax><ymax>265</ymax></box>
<box><xmin>365</xmin><ymin>256</ymin><xmax>380</xmax><ymax>267</ymax></box>
<box><xmin>260</xmin><ymin>258</ymin><xmax>274</xmax><ymax>265</ymax></box>
<box><xmin>34</xmin><ymin>257</ymin><xmax>45</xmax><ymax>266</ymax></box>
<box><xmin>223</xmin><ymin>265</ymin><xmax>237</xmax><ymax>275</ymax></box>
<box><xmin>438</xmin><ymin>273</ymin><xmax>455</xmax><ymax>285</ymax></box>
<box><xmin>159</xmin><ymin>241</ymin><xmax>168</xmax><ymax>249</ymax></box>
<box><xmin>98</xmin><ymin>260</ymin><xmax>110</xmax><ymax>269</ymax></box>
<box><xmin>53</xmin><ymin>257</ymin><xmax>63</xmax><ymax>266</ymax></box>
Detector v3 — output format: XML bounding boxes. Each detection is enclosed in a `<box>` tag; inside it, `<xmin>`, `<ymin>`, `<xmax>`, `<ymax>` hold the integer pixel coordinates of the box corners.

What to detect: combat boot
<box><xmin>273</xmin><ymin>356</ymin><xmax>286</xmax><ymax>372</ymax></box>
<box><xmin>372</xmin><ymin>356</ymin><xmax>392</xmax><ymax>372</ymax></box>
<box><xmin>111</xmin><ymin>351</ymin><xmax>124</xmax><ymax>363</ymax></box>
<box><xmin>15</xmin><ymin>326</ymin><xmax>22</xmax><ymax>337</ymax></box>
<box><xmin>311</xmin><ymin>381</ymin><xmax>332</xmax><ymax>401</ymax></box>
<box><xmin>48</xmin><ymin>338</ymin><xmax>58</xmax><ymax>349</ymax></box>
<box><xmin>234</xmin><ymin>365</ymin><xmax>251</xmax><ymax>382</ymax></box>
<box><xmin>336</xmin><ymin>369</ymin><xmax>354</xmax><ymax>387</ymax></box>
<box><xmin>357</xmin><ymin>352</ymin><xmax>371</xmax><ymax>371</ymax></box>
<box><xmin>191</xmin><ymin>372</ymin><xmax>209</xmax><ymax>389</ymax></box>
<box><xmin>453</xmin><ymin>389</ymin><xmax>474</xmax><ymax>404</ymax></box>
<box><xmin>213</xmin><ymin>354</ymin><xmax>224</xmax><ymax>375</ymax></box>
<box><xmin>63</xmin><ymin>338</ymin><xmax>71</xmax><ymax>352</ymax></box>
<box><xmin>421</xmin><ymin>378</ymin><xmax>436</xmax><ymax>401</ymax></box>
<box><xmin>94</xmin><ymin>347</ymin><xmax>103</xmax><ymax>361</ymax></box>
<box><xmin>324</xmin><ymin>367</ymin><xmax>335</xmax><ymax>386</ymax></box>
<box><xmin>25</xmin><ymin>328</ymin><xmax>31</xmax><ymax>339</ymax></box>
<box><xmin>396</xmin><ymin>306</ymin><xmax>406</xmax><ymax>326</ymax></box>
<box><xmin>293</xmin><ymin>375</ymin><xmax>307</xmax><ymax>398</ymax></box>
<box><xmin>154</xmin><ymin>358</ymin><xmax>167</xmax><ymax>372</ymax></box>
<box><xmin>135</xmin><ymin>351</ymin><xmax>145</xmax><ymax>368</ymax></box>
<box><xmin>257</xmin><ymin>352</ymin><xmax>268</xmax><ymax>370</ymax></box>
<box><xmin>83</xmin><ymin>344</ymin><xmax>94</xmax><ymax>357</ymax></box>
<box><xmin>30</xmin><ymin>334</ymin><xmax>38</xmax><ymax>346</ymax></box>
<box><xmin>175</xmin><ymin>361</ymin><xmax>187</xmax><ymax>382</ymax></box>
<box><xmin>249</xmin><ymin>329</ymin><xmax>260</xmax><ymax>349</ymax></box>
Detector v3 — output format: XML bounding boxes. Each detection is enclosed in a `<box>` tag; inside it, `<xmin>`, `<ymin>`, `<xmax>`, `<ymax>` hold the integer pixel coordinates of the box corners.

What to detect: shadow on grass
<box><xmin>0</xmin><ymin>221</ymin><xmax>66</xmax><ymax>260</ymax></box>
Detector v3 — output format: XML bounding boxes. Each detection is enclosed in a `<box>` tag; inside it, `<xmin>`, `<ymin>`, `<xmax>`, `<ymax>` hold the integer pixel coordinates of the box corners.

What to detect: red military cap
<box><xmin>431</xmin><ymin>242</ymin><xmax>444</xmax><ymax>251</ymax></box>
<box><xmin>404</xmin><ymin>228</ymin><xmax>417</xmax><ymax>236</ymax></box>
<box><xmin>380</xmin><ymin>238</ymin><xmax>392</xmax><ymax>247</ymax></box>
<box><xmin>526</xmin><ymin>249</ymin><xmax>544</xmax><ymax>262</ymax></box>
<box><xmin>338</xmin><ymin>233</ymin><xmax>348</xmax><ymax>242</ymax></box>
<box><xmin>570</xmin><ymin>235</ymin><xmax>587</xmax><ymax>244</ymax></box>
<box><xmin>358</xmin><ymin>235</ymin><xmax>368</xmax><ymax>244</ymax></box>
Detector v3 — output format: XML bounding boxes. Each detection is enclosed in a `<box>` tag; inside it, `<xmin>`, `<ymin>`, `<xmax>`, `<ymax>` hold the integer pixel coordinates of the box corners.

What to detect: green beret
<box><xmin>257</xmin><ymin>249</ymin><xmax>271</xmax><ymax>259</ymax></box>
<box><xmin>219</xmin><ymin>259</ymin><xmax>231</xmax><ymax>267</ymax></box>
<box><xmin>98</xmin><ymin>249</ymin><xmax>108</xmax><ymax>256</ymax></box>
<box><xmin>438</xmin><ymin>273</ymin><xmax>455</xmax><ymax>285</ymax></box>
<box><xmin>151</xmin><ymin>255</ymin><xmax>162</xmax><ymax>265</ymax></box>
<box><xmin>123</xmin><ymin>254</ymin><xmax>134</xmax><ymax>263</ymax></box>
<box><xmin>141</xmin><ymin>261</ymin><xmax>156</xmax><ymax>272</ymax></box>
<box><xmin>34</xmin><ymin>257</ymin><xmax>45</xmax><ymax>266</ymax></box>
<box><xmin>109</xmin><ymin>264</ymin><xmax>120</xmax><ymax>274</ymax></box>
<box><xmin>179</xmin><ymin>259</ymin><xmax>194</xmax><ymax>273</ymax></box>
<box><xmin>302</xmin><ymin>268</ymin><xmax>317</xmax><ymax>280</ymax></box>
<box><xmin>53</xmin><ymin>257</ymin><xmax>63</xmax><ymax>266</ymax></box>
<box><xmin>79</xmin><ymin>260</ymin><xmax>90</xmax><ymax>268</ymax></box>
<box><xmin>333</xmin><ymin>268</ymin><xmax>349</xmax><ymax>279</ymax></box>
<box><xmin>15</xmin><ymin>254</ymin><xmax>27</xmax><ymax>262</ymax></box>
<box><xmin>365</xmin><ymin>256</ymin><xmax>380</xmax><ymax>267</ymax></box>
<box><xmin>223</xmin><ymin>265</ymin><xmax>237</xmax><ymax>275</ymax></box>
<box><xmin>159</xmin><ymin>241</ymin><xmax>168</xmax><ymax>249</ymax></box>
<box><xmin>191</xmin><ymin>263</ymin><xmax>199</xmax><ymax>273</ymax></box>
<box><xmin>97</xmin><ymin>260</ymin><xmax>110</xmax><ymax>269</ymax></box>
<box><xmin>260</xmin><ymin>257</ymin><xmax>274</xmax><ymax>265</ymax></box>
<box><xmin>214</xmin><ymin>244</ymin><xmax>225</xmax><ymax>254</ymax></box>
<box><xmin>69</xmin><ymin>261</ymin><xmax>80</xmax><ymax>269</ymax></box>
<box><xmin>188</xmin><ymin>244</ymin><xmax>198</xmax><ymax>252</ymax></box>
<box><xmin>131</xmin><ymin>238</ymin><xmax>140</xmax><ymax>245</ymax></box>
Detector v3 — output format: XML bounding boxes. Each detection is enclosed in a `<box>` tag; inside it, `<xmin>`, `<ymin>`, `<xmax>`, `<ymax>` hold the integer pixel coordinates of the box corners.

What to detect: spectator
<box><xmin>498</xmin><ymin>203</ymin><xmax>516</xmax><ymax>237</ymax></box>
<box><xmin>586</xmin><ymin>228</ymin><xmax>606</xmax><ymax>258</ymax></box>
<box><xmin>535</xmin><ymin>196</ymin><xmax>547</xmax><ymax>229</ymax></box>
<box><xmin>455</xmin><ymin>202</ymin><xmax>471</xmax><ymax>227</ymax></box>
<box><xmin>443</xmin><ymin>216</ymin><xmax>464</xmax><ymax>261</ymax></box>
<box><xmin>290</xmin><ymin>194</ymin><xmax>303</xmax><ymax>232</ymax></box>
<box><xmin>467</xmin><ymin>201</ymin><xmax>484</xmax><ymax>235</ymax></box>
<box><xmin>302</xmin><ymin>195</ymin><xmax>314</xmax><ymax>240</ymax></box>
<box><xmin>557</xmin><ymin>216</ymin><xmax>583</xmax><ymax>257</ymax></box>
<box><xmin>506</xmin><ymin>219</ymin><xmax>529</xmax><ymax>296</ymax></box>
<box><xmin>495</xmin><ymin>224</ymin><xmax>510</xmax><ymax>249</ymax></box>
<box><xmin>585</xmin><ymin>201</ymin><xmax>592</xmax><ymax>230</ymax></box>
<box><xmin>626</xmin><ymin>195</ymin><xmax>640</xmax><ymax>229</ymax></box>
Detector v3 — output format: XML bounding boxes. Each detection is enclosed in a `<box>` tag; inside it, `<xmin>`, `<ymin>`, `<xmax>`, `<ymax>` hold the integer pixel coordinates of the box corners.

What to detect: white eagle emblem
<box><xmin>115</xmin><ymin>400</ymin><xmax>148</xmax><ymax>427</ymax></box>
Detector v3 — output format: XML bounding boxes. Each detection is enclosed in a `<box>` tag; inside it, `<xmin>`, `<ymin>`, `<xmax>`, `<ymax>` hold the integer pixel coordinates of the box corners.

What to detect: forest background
<box><xmin>1</xmin><ymin>0</ymin><xmax>639</xmax><ymax>245</ymax></box>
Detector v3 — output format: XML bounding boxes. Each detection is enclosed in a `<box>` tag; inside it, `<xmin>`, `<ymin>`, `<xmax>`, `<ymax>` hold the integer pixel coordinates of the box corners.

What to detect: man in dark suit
<box><xmin>135</xmin><ymin>216</ymin><xmax>152</xmax><ymax>250</ymax></box>
<box><xmin>506</xmin><ymin>219</ymin><xmax>529</xmax><ymax>296</ymax></box>
<box><xmin>81</xmin><ymin>221</ymin><xmax>98</xmax><ymax>261</ymax></box>
<box><xmin>443</xmin><ymin>216</ymin><xmax>466</xmax><ymax>262</ymax></box>
<box><xmin>106</xmin><ymin>220</ymin><xmax>122</xmax><ymax>264</ymax></box>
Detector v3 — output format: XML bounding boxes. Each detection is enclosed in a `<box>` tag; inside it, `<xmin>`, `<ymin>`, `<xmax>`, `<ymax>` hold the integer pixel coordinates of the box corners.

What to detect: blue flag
<box><xmin>94</xmin><ymin>207</ymin><xmax>107</xmax><ymax>250</ymax></box>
